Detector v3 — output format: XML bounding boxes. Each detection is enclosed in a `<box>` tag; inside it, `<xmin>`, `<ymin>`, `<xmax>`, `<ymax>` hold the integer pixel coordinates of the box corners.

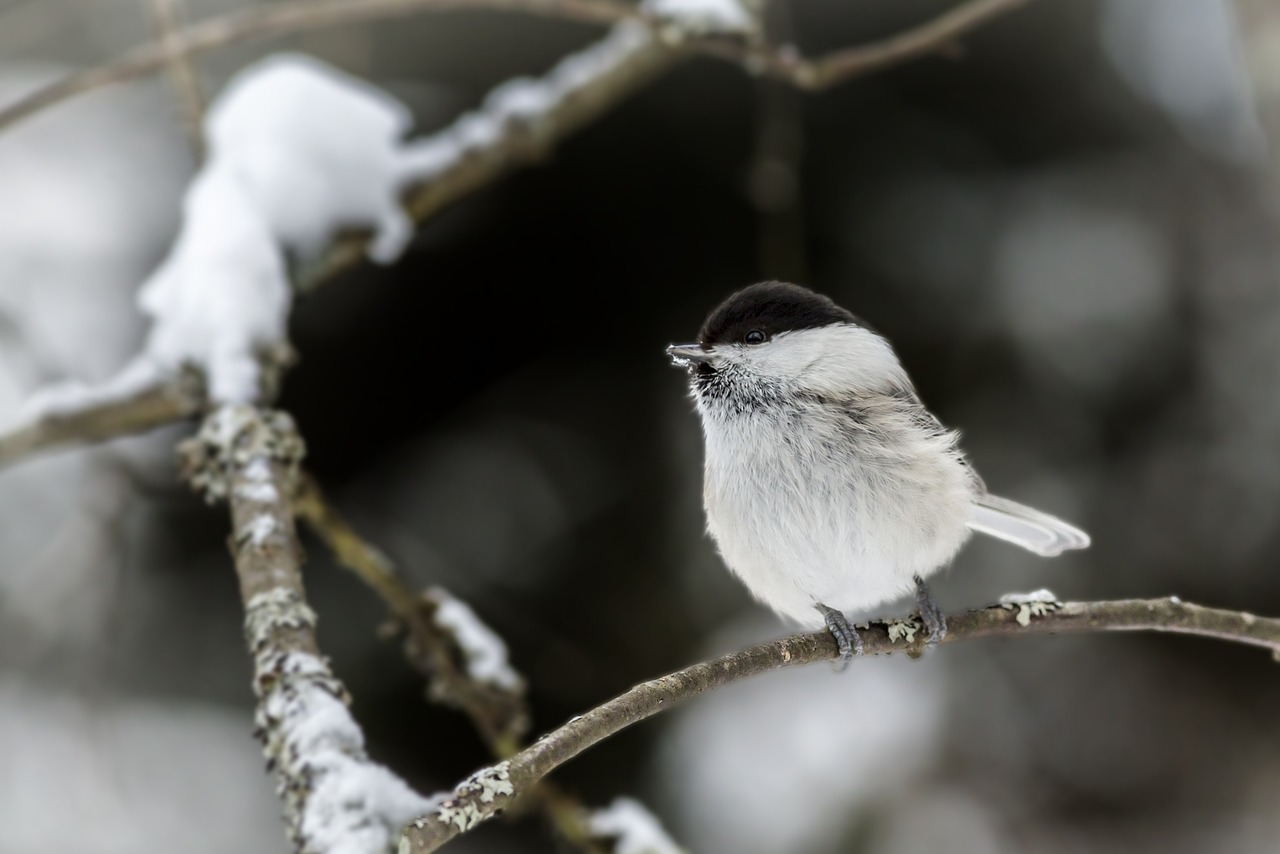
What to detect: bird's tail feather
<box><xmin>968</xmin><ymin>494</ymin><xmax>1090</xmax><ymax>557</ymax></box>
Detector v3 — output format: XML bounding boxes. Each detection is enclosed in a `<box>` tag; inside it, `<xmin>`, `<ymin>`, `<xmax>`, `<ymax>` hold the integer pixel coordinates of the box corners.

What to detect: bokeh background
<box><xmin>4</xmin><ymin>0</ymin><xmax>1280</xmax><ymax>852</ymax></box>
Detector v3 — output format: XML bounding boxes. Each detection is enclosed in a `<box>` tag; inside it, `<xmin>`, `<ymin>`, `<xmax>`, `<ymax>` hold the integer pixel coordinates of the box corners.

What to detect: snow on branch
<box><xmin>178</xmin><ymin>405</ymin><xmax>437</xmax><ymax>853</ymax></box>
<box><xmin>429</xmin><ymin>588</ymin><xmax>522</xmax><ymax>693</ymax></box>
<box><xmin>401</xmin><ymin>595</ymin><xmax>1280</xmax><ymax>852</ymax></box>
<box><xmin>589</xmin><ymin>797</ymin><xmax>685</xmax><ymax>854</ymax></box>
<box><xmin>300</xmin><ymin>21</ymin><xmax>675</xmax><ymax>288</ymax></box>
<box><xmin>292</xmin><ymin>477</ymin><xmax>531</xmax><ymax>753</ymax></box>
<box><xmin>0</xmin><ymin>26</ymin><xmax>677</xmax><ymax>471</ymax></box>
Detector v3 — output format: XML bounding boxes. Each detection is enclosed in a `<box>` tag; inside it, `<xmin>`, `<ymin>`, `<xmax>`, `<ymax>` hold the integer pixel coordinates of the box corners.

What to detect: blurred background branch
<box><xmin>143</xmin><ymin>0</ymin><xmax>207</xmax><ymax>156</ymax></box>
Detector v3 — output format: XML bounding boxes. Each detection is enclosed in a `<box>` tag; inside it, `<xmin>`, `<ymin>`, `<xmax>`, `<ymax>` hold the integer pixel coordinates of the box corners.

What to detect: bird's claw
<box><xmin>816</xmin><ymin>603</ymin><xmax>862</xmax><ymax>671</ymax></box>
<box><xmin>914</xmin><ymin>574</ymin><xmax>947</xmax><ymax>646</ymax></box>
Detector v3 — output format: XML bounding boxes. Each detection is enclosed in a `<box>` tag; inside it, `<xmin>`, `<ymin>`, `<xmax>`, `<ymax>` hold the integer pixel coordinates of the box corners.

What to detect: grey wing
<box><xmin>889</xmin><ymin>389</ymin><xmax>1090</xmax><ymax>557</ymax></box>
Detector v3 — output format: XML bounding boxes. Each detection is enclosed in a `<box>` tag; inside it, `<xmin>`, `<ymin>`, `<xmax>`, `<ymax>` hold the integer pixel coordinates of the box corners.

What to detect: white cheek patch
<box><xmin>733</xmin><ymin>324</ymin><xmax>909</xmax><ymax>396</ymax></box>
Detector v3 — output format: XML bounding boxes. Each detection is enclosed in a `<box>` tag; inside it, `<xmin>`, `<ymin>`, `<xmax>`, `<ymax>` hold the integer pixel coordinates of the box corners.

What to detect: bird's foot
<box><xmin>816</xmin><ymin>603</ymin><xmax>862</xmax><ymax>670</ymax></box>
<box><xmin>914</xmin><ymin>574</ymin><xmax>947</xmax><ymax>646</ymax></box>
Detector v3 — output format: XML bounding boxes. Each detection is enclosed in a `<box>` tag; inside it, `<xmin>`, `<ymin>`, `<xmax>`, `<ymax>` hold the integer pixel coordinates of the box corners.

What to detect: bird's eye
<box><xmin>745</xmin><ymin>330</ymin><xmax>767</xmax><ymax>345</ymax></box>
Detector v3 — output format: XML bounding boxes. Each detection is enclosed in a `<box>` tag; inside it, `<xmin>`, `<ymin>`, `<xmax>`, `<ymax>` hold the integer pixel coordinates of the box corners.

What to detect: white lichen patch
<box><xmin>429</xmin><ymin>588</ymin><xmax>523</xmax><ymax>692</ymax></box>
<box><xmin>180</xmin><ymin>405</ymin><xmax>304</xmax><ymax>502</ymax></box>
<box><xmin>245</xmin><ymin>588</ymin><xmax>318</xmax><ymax>654</ymax></box>
<box><xmin>243</xmin><ymin>514</ymin><xmax>278</xmax><ymax>547</ymax></box>
<box><xmin>885</xmin><ymin>616</ymin><xmax>923</xmax><ymax>644</ymax></box>
<box><xmin>433</xmin><ymin>761</ymin><xmax>515</xmax><ymax>832</ymax></box>
<box><xmin>589</xmin><ymin>797</ymin><xmax>684</xmax><ymax>854</ymax></box>
<box><xmin>997</xmin><ymin>589</ymin><xmax>1062</xmax><ymax>627</ymax></box>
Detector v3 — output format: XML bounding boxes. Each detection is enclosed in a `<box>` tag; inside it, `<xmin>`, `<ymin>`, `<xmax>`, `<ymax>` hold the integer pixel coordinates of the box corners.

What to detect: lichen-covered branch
<box><xmin>178</xmin><ymin>406</ymin><xmax>436</xmax><ymax>853</ymax></box>
<box><xmin>402</xmin><ymin>595</ymin><xmax>1280</xmax><ymax>852</ymax></box>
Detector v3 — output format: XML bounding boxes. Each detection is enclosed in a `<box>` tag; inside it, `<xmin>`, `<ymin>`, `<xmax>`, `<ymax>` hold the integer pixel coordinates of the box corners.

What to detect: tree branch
<box><xmin>178</xmin><ymin>406</ymin><xmax>437</xmax><ymax>853</ymax></box>
<box><xmin>0</xmin><ymin>370</ymin><xmax>203</xmax><ymax>470</ymax></box>
<box><xmin>401</xmin><ymin>596</ymin><xmax>1280</xmax><ymax>852</ymax></box>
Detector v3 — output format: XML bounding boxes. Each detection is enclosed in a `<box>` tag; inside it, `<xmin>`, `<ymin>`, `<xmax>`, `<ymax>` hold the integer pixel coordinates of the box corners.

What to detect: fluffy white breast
<box><xmin>692</xmin><ymin>326</ymin><xmax>975</xmax><ymax>627</ymax></box>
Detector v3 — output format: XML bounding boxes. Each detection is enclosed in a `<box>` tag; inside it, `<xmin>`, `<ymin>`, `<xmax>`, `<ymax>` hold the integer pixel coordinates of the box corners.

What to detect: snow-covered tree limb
<box><xmin>401</xmin><ymin>595</ymin><xmax>1280</xmax><ymax>853</ymax></box>
<box><xmin>178</xmin><ymin>405</ymin><xmax>438</xmax><ymax>854</ymax></box>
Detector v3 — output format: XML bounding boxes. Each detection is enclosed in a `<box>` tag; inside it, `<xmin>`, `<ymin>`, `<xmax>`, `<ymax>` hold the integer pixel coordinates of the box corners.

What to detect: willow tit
<box><xmin>668</xmin><ymin>281</ymin><xmax>1089</xmax><ymax>660</ymax></box>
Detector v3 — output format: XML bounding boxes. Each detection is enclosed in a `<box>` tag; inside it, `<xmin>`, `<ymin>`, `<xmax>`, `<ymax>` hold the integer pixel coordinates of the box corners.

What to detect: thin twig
<box><xmin>684</xmin><ymin>0</ymin><xmax>1029</xmax><ymax>90</ymax></box>
<box><xmin>401</xmin><ymin>596</ymin><xmax>1280</xmax><ymax>852</ymax></box>
<box><xmin>144</xmin><ymin>0</ymin><xmax>207</xmax><ymax>156</ymax></box>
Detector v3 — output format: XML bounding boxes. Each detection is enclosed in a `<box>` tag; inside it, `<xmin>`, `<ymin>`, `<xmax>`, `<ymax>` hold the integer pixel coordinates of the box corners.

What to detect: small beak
<box><xmin>667</xmin><ymin>342</ymin><xmax>713</xmax><ymax>366</ymax></box>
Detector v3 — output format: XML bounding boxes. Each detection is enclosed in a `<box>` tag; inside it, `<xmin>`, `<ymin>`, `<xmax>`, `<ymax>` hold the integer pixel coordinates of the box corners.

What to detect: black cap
<box><xmin>699</xmin><ymin>281</ymin><xmax>862</xmax><ymax>347</ymax></box>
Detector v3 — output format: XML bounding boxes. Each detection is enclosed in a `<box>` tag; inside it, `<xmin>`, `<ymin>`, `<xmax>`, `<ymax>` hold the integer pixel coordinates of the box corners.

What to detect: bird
<box><xmin>667</xmin><ymin>281</ymin><xmax>1090</xmax><ymax>661</ymax></box>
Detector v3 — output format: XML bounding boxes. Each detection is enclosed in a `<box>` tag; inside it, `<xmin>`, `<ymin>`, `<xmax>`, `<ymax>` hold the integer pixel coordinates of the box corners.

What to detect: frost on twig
<box><xmin>588</xmin><ymin>797</ymin><xmax>685</xmax><ymax>854</ymax></box>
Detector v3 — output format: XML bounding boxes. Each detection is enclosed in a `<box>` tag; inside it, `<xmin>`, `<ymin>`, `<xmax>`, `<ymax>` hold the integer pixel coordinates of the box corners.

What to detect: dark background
<box><xmin>2</xmin><ymin>1</ymin><xmax>1280</xmax><ymax>852</ymax></box>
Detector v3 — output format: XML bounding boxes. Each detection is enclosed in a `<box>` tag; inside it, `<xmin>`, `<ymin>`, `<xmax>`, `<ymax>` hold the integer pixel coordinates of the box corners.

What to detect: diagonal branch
<box><xmin>401</xmin><ymin>596</ymin><xmax>1280</xmax><ymax>852</ymax></box>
